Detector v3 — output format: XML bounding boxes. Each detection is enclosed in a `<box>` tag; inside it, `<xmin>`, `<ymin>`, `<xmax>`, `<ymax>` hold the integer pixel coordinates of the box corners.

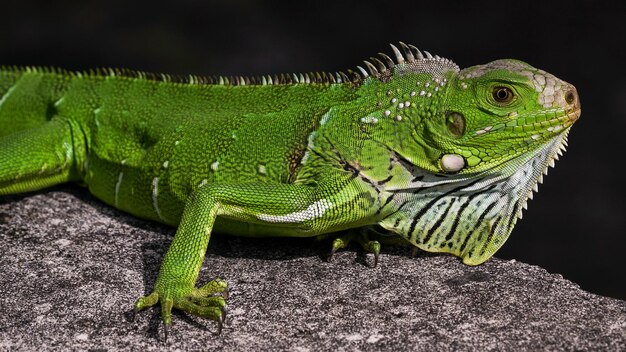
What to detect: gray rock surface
<box><xmin>1</xmin><ymin>187</ymin><xmax>625</xmax><ymax>351</ymax></box>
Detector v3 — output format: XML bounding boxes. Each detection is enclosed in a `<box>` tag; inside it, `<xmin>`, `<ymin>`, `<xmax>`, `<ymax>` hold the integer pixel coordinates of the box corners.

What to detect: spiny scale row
<box><xmin>0</xmin><ymin>43</ymin><xmax>450</xmax><ymax>86</ymax></box>
<box><xmin>0</xmin><ymin>65</ymin><xmax>361</xmax><ymax>86</ymax></box>
<box><xmin>357</xmin><ymin>42</ymin><xmax>444</xmax><ymax>78</ymax></box>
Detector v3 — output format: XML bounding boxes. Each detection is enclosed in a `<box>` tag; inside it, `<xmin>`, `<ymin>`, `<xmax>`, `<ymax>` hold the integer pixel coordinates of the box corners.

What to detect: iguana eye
<box><xmin>493</xmin><ymin>86</ymin><xmax>514</xmax><ymax>103</ymax></box>
<box><xmin>446</xmin><ymin>112</ymin><xmax>465</xmax><ymax>137</ymax></box>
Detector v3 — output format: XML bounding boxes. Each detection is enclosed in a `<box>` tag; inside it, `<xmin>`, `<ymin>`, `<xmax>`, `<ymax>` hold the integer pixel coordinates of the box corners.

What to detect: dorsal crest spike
<box><xmin>409</xmin><ymin>44</ymin><xmax>424</xmax><ymax>59</ymax></box>
<box><xmin>389</xmin><ymin>44</ymin><xmax>405</xmax><ymax>64</ymax></box>
<box><xmin>356</xmin><ymin>65</ymin><xmax>369</xmax><ymax>78</ymax></box>
<box><xmin>399</xmin><ymin>42</ymin><xmax>415</xmax><ymax>62</ymax></box>
<box><xmin>346</xmin><ymin>68</ymin><xmax>362</xmax><ymax>82</ymax></box>
<box><xmin>370</xmin><ymin>57</ymin><xmax>388</xmax><ymax>72</ymax></box>
<box><xmin>378</xmin><ymin>52</ymin><xmax>395</xmax><ymax>68</ymax></box>
<box><xmin>363</xmin><ymin>60</ymin><xmax>379</xmax><ymax>75</ymax></box>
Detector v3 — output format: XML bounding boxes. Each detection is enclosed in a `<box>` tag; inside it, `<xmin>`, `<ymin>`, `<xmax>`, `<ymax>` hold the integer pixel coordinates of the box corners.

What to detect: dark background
<box><xmin>1</xmin><ymin>1</ymin><xmax>624</xmax><ymax>300</ymax></box>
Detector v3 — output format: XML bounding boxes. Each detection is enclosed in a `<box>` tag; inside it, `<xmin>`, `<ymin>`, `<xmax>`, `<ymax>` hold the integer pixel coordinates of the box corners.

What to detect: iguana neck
<box><xmin>377</xmin><ymin>129</ymin><xmax>570</xmax><ymax>264</ymax></box>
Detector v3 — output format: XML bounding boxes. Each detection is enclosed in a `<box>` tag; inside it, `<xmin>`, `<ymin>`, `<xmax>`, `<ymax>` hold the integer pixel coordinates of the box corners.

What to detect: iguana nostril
<box><xmin>565</xmin><ymin>90</ymin><xmax>576</xmax><ymax>105</ymax></box>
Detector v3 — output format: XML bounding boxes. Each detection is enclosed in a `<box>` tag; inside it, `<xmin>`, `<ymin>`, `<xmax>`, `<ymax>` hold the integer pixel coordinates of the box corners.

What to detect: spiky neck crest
<box><xmin>355</xmin><ymin>42</ymin><xmax>459</xmax><ymax>83</ymax></box>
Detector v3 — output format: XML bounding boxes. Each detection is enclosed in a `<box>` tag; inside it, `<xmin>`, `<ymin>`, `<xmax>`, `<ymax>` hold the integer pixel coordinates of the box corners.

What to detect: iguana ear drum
<box><xmin>446</xmin><ymin>112</ymin><xmax>465</xmax><ymax>137</ymax></box>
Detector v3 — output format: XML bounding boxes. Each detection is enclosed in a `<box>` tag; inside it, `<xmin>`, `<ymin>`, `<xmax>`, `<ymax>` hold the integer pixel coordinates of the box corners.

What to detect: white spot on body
<box><xmin>361</xmin><ymin>116</ymin><xmax>378</xmax><ymax>124</ymax></box>
<box><xmin>257</xmin><ymin>199</ymin><xmax>333</xmax><ymax>223</ymax></box>
<box><xmin>94</xmin><ymin>107</ymin><xmax>101</xmax><ymax>127</ymax></box>
<box><xmin>410</xmin><ymin>91</ymin><xmax>416</xmax><ymax>96</ymax></box>
<box><xmin>199</xmin><ymin>179</ymin><xmax>208</xmax><ymax>187</ymax></box>
<box><xmin>320</xmin><ymin>111</ymin><xmax>331</xmax><ymax>125</ymax></box>
<box><xmin>398</xmin><ymin>102</ymin><xmax>404</xmax><ymax>109</ymax></box>
<box><xmin>54</xmin><ymin>97</ymin><xmax>65</xmax><ymax>107</ymax></box>
<box><xmin>211</xmin><ymin>161</ymin><xmax>219</xmax><ymax>171</ymax></box>
<box><xmin>0</xmin><ymin>85</ymin><xmax>17</xmax><ymax>108</ymax></box>
<box><xmin>300</xmin><ymin>131</ymin><xmax>317</xmax><ymax>165</ymax></box>
<box><xmin>151</xmin><ymin>177</ymin><xmax>164</xmax><ymax>221</ymax></box>
<box><xmin>384</xmin><ymin>110</ymin><xmax>391</xmax><ymax>117</ymax></box>
<box><xmin>258</xmin><ymin>164</ymin><xmax>267</xmax><ymax>175</ymax></box>
<box><xmin>162</xmin><ymin>160</ymin><xmax>169</xmax><ymax>169</ymax></box>
<box><xmin>114</xmin><ymin>171</ymin><xmax>124</xmax><ymax>208</ymax></box>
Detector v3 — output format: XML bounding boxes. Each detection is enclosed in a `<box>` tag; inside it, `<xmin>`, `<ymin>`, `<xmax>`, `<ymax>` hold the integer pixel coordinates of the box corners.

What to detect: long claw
<box><xmin>221</xmin><ymin>306</ymin><xmax>227</xmax><ymax>325</ymax></box>
<box><xmin>411</xmin><ymin>246</ymin><xmax>418</xmax><ymax>257</ymax></box>
<box><xmin>217</xmin><ymin>319</ymin><xmax>223</xmax><ymax>335</ymax></box>
<box><xmin>360</xmin><ymin>239</ymin><xmax>380</xmax><ymax>268</ymax></box>
<box><xmin>164</xmin><ymin>323</ymin><xmax>169</xmax><ymax>344</ymax></box>
<box><xmin>328</xmin><ymin>246</ymin><xmax>337</xmax><ymax>262</ymax></box>
<box><xmin>329</xmin><ymin>235</ymin><xmax>352</xmax><ymax>262</ymax></box>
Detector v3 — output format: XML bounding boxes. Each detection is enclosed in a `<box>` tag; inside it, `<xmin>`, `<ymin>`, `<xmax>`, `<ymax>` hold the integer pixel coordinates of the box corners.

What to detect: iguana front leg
<box><xmin>133</xmin><ymin>179</ymin><xmax>367</xmax><ymax>341</ymax></box>
<box><xmin>133</xmin><ymin>184</ymin><xmax>228</xmax><ymax>341</ymax></box>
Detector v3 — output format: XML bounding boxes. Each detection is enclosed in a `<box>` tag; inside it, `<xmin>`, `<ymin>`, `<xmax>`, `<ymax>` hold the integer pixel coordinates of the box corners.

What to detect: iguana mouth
<box><xmin>564</xmin><ymin>108</ymin><xmax>581</xmax><ymax>126</ymax></box>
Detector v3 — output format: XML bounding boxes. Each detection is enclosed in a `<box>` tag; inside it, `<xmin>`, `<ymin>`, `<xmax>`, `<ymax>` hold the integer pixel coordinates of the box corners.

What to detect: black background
<box><xmin>1</xmin><ymin>1</ymin><xmax>624</xmax><ymax>300</ymax></box>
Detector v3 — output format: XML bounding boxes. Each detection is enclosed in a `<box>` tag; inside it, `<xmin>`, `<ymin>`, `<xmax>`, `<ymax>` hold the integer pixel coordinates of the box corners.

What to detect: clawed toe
<box><xmin>133</xmin><ymin>278</ymin><xmax>229</xmax><ymax>342</ymax></box>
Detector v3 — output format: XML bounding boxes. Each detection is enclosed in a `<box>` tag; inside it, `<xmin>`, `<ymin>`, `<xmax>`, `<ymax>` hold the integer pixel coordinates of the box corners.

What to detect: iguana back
<box><xmin>0</xmin><ymin>68</ymin><xmax>357</xmax><ymax>225</ymax></box>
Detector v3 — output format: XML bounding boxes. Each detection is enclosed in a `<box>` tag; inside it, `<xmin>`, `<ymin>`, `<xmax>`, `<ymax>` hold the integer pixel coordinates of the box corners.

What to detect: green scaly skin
<box><xmin>0</xmin><ymin>43</ymin><xmax>580</xmax><ymax>340</ymax></box>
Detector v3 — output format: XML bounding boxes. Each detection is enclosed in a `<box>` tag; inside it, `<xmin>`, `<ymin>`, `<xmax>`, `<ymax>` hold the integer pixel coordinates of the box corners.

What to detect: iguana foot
<box><xmin>134</xmin><ymin>278</ymin><xmax>228</xmax><ymax>342</ymax></box>
<box><xmin>327</xmin><ymin>229</ymin><xmax>380</xmax><ymax>267</ymax></box>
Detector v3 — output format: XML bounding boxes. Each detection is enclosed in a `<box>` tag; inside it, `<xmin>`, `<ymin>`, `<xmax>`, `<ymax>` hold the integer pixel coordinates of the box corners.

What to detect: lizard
<box><xmin>0</xmin><ymin>42</ymin><xmax>580</xmax><ymax>341</ymax></box>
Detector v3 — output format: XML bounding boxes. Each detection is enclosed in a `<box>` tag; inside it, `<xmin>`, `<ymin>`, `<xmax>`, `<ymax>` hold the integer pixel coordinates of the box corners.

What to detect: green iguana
<box><xmin>0</xmin><ymin>43</ymin><xmax>580</xmax><ymax>341</ymax></box>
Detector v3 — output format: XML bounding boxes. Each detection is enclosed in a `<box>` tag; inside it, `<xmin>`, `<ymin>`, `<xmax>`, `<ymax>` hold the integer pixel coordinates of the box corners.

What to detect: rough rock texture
<box><xmin>1</xmin><ymin>187</ymin><xmax>625</xmax><ymax>351</ymax></box>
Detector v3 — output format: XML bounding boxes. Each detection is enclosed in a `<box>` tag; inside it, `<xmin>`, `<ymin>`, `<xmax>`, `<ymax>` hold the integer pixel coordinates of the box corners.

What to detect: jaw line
<box><xmin>564</xmin><ymin>108</ymin><xmax>581</xmax><ymax>126</ymax></box>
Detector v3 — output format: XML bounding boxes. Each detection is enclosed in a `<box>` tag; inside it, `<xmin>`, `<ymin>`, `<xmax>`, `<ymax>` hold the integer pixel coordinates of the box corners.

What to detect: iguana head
<box><xmin>357</xmin><ymin>44</ymin><xmax>580</xmax><ymax>177</ymax></box>
<box><xmin>428</xmin><ymin>59</ymin><xmax>580</xmax><ymax>175</ymax></box>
